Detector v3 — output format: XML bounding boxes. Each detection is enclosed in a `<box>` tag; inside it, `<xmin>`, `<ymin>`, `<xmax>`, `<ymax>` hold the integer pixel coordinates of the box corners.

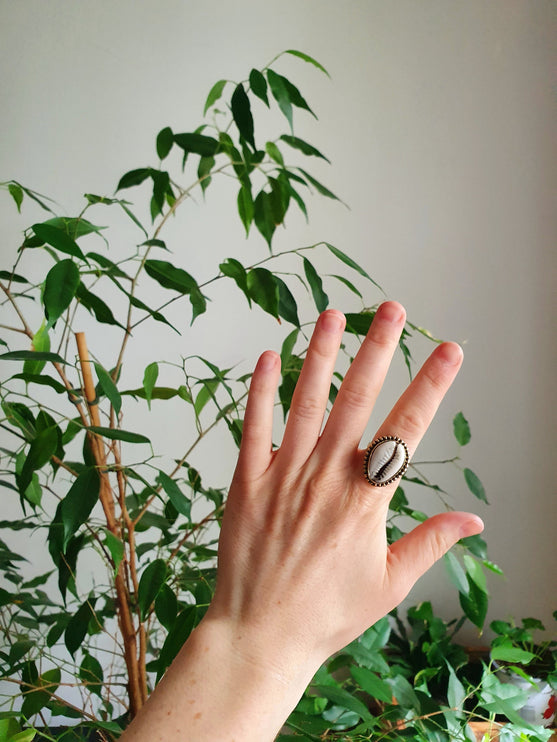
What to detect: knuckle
<box><xmin>338</xmin><ymin>384</ymin><xmax>371</xmax><ymax>412</ymax></box>
<box><xmin>291</xmin><ymin>394</ymin><xmax>324</xmax><ymax>422</ymax></box>
<box><xmin>395</xmin><ymin>405</ymin><xmax>425</xmax><ymax>438</ymax></box>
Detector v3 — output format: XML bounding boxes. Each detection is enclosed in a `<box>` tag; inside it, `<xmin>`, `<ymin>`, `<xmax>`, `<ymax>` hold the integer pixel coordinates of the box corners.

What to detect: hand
<box><xmin>122</xmin><ymin>302</ymin><xmax>484</xmax><ymax>742</ymax></box>
<box><xmin>207</xmin><ymin>301</ymin><xmax>483</xmax><ymax>672</ymax></box>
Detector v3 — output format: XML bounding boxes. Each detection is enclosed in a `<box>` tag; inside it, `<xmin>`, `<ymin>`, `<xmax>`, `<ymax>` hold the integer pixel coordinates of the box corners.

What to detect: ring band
<box><xmin>364</xmin><ymin>435</ymin><xmax>409</xmax><ymax>487</ymax></box>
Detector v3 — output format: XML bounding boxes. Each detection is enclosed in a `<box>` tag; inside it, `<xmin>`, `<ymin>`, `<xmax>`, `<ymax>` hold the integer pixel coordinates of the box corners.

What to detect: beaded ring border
<box><xmin>363</xmin><ymin>435</ymin><xmax>409</xmax><ymax>487</ymax></box>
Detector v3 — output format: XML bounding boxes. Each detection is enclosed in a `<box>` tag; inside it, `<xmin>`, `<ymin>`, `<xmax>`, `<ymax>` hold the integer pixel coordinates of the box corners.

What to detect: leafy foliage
<box><xmin>0</xmin><ymin>51</ymin><xmax>492</xmax><ymax>740</ymax></box>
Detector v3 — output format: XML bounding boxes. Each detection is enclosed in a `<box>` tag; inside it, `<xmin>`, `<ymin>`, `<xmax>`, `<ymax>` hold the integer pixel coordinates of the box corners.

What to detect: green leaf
<box><xmin>23</xmin><ymin>323</ymin><xmax>50</xmax><ymax>376</ymax></box>
<box><xmin>76</xmin><ymin>282</ymin><xmax>124</xmax><ymax>329</ymax></box>
<box><xmin>156</xmin><ymin>607</ymin><xmax>197</xmax><ymax>681</ymax></box>
<box><xmin>253</xmin><ymin>190</ymin><xmax>277</xmax><ymax>248</ymax></box>
<box><xmin>19</xmin><ymin>426</ymin><xmax>58</xmax><ymax>494</ymax></box>
<box><xmin>8</xmin><ymin>183</ymin><xmax>24</xmax><ymax>212</ymax></box>
<box><xmin>237</xmin><ymin>185</ymin><xmax>254</xmax><ymax>237</ymax></box>
<box><xmin>345</xmin><ymin>311</ymin><xmax>375</xmax><ymax>335</ymax></box>
<box><xmin>267</xmin><ymin>69</ymin><xmax>293</xmax><ymax>131</ymax></box>
<box><xmin>157</xmin><ymin>470</ymin><xmax>191</xmax><ymax>520</ymax></box>
<box><xmin>276</xmin><ymin>277</ymin><xmax>300</xmax><ymax>326</ymax></box>
<box><xmin>144</xmin><ymin>259</ymin><xmax>198</xmax><ymax>294</ymax></box>
<box><xmin>303</xmin><ymin>257</ymin><xmax>329</xmax><ymax>312</ymax></box>
<box><xmin>453</xmin><ymin>411</ymin><xmax>471</xmax><ymax>446</ymax></box>
<box><xmin>95</xmin><ymin>363</ymin><xmax>121</xmax><ymax>415</ymax></box>
<box><xmin>443</xmin><ymin>551</ymin><xmax>469</xmax><ymax>595</ymax></box>
<box><xmin>280</xmin><ymin>329</ymin><xmax>299</xmax><ymax>371</ymax></box>
<box><xmin>65</xmin><ymin>597</ymin><xmax>97</xmax><ymax>656</ymax></box>
<box><xmin>116</xmin><ymin>167</ymin><xmax>152</xmax><ymax>190</ymax></box>
<box><xmin>297</xmin><ymin>168</ymin><xmax>339</xmax><ymax>201</ymax></box>
<box><xmin>43</xmin><ymin>259</ymin><xmax>80</xmax><ymax>325</ymax></box>
<box><xmin>32</xmin><ymin>223</ymin><xmax>85</xmax><ymax>259</ymax></box>
<box><xmin>330</xmin><ymin>274</ymin><xmax>363</xmax><ymax>299</ymax></box>
<box><xmin>280</xmin><ymin>134</ymin><xmax>330</xmax><ymax>162</ymax></box>
<box><xmin>173</xmin><ymin>132</ymin><xmax>220</xmax><ymax>157</ymax></box>
<box><xmin>138</xmin><ymin>559</ymin><xmax>167</xmax><ymax>620</ymax></box>
<box><xmin>21</xmin><ymin>667</ymin><xmax>61</xmax><ymax>719</ymax></box>
<box><xmin>79</xmin><ymin>653</ymin><xmax>104</xmax><ymax>696</ymax></box>
<box><xmin>143</xmin><ymin>362</ymin><xmax>159</xmax><ymax>410</ymax></box>
<box><xmin>155</xmin><ymin>583</ymin><xmax>178</xmax><ymax>630</ymax></box>
<box><xmin>87</xmin><ymin>426</ymin><xmax>150</xmax><ymax>444</ymax></box>
<box><xmin>265</xmin><ymin>141</ymin><xmax>284</xmax><ymax>166</ymax></box>
<box><xmin>156</xmin><ymin>126</ymin><xmax>174</xmax><ymax>160</ymax></box>
<box><xmin>463</xmin><ymin>554</ymin><xmax>488</xmax><ymax>593</ymax></box>
<box><xmin>447</xmin><ymin>664</ymin><xmax>466</xmax><ymax>712</ymax></box>
<box><xmin>231</xmin><ymin>83</ymin><xmax>255</xmax><ymax>150</ymax></box>
<box><xmin>459</xmin><ymin>575</ymin><xmax>488</xmax><ymax>629</ymax></box>
<box><xmin>460</xmin><ymin>533</ymin><xmax>488</xmax><ymax>559</ymax></box>
<box><xmin>311</xmin><ymin>684</ymin><xmax>372</xmax><ymax>722</ymax></box>
<box><xmin>44</xmin><ymin>216</ymin><xmax>107</xmax><ymax>240</ymax></box>
<box><xmin>203</xmin><ymin>79</ymin><xmax>227</xmax><ymax>115</ymax></box>
<box><xmin>490</xmin><ymin>645</ymin><xmax>536</xmax><ymax>664</ymax></box>
<box><xmin>189</xmin><ymin>286</ymin><xmax>207</xmax><ymax>323</ymax></box>
<box><xmin>464</xmin><ymin>468</ymin><xmax>488</xmax><ymax>503</ymax></box>
<box><xmin>247</xmin><ymin>268</ymin><xmax>279</xmax><ymax>319</ymax></box>
<box><xmin>284</xmin><ymin>49</ymin><xmax>330</xmax><ymax>77</ymax></box>
<box><xmin>249</xmin><ymin>68</ymin><xmax>269</xmax><ymax>106</ymax></box>
<box><xmin>350</xmin><ymin>665</ymin><xmax>393</xmax><ymax>704</ymax></box>
<box><xmin>104</xmin><ymin>530</ymin><xmax>124</xmax><ymax>576</ymax></box>
<box><xmin>198</xmin><ymin>155</ymin><xmax>215</xmax><ymax>195</ymax></box>
<box><xmin>326</xmin><ymin>242</ymin><xmax>382</xmax><ymax>290</ymax></box>
<box><xmin>0</xmin><ymin>269</ymin><xmax>29</xmax><ymax>284</ymax></box>
<box><xmin>59</xmin><ymin>468</ymin><xmax>100</xmax><ymax>549</ymax></box>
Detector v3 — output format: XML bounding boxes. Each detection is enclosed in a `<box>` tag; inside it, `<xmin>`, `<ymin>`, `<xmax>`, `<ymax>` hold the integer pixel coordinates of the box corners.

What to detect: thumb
<box><xmin>386</xmin><ymin>511</ymin><xmax>484</xmax><ymax>598</ymax></box>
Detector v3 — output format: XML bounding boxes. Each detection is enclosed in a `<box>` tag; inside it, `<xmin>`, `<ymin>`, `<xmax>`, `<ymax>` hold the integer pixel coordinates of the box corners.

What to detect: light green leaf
<box><xmin>157</xmin><ymin>470</ymin><xmax>192</xmax><ymax>520</ymax></box>
<box><xmin>453</xmin><ymin>411</ymin><xmax>471</xmax><ymax>446</ymax></box>
<box><xmin>312</xmin><ymin>684</ymin><xmax>372</xmax><ymax>721</ymax></box>
<box><xmin>95</xmin><ymin>363</ymin><xmax>121</xmax><ymax>415</ymax></box>
<box><xmin>104</xmin><ymin>530</ymin><xmax>124</xmax><ymax>576</ymax></box>
<box><xmin>443</xmin><ymin>551</ymin><xmax>469</xmax><ymax>595</ymax></box>
<box><xmin>280</xmin><ymin>329</ymin><xmax>299</xmax><ymax>371</ymax></box>
<box><xmin>43</xmin><ymin>259</ymin><xmax>80</xmax><ymax>326</ymax></box>
<box><xmin>267</xmin><ymin>69</ymin><xmax>293</xmax><ymax>131</ymax></box>
<box><xmin>143</xmin><ymin>362</ymin><xmax>159</xmax><ymax>410</ymax></box>
<box><xmin>350</xmin><ymin>665</ymin><xmax>393</xmax><ymax>704</ymax></box>
<box><xmin>284</xmin><ymin>49</ymin><xmax>330</xmax><ymax>77</ymax></box>
<box><xmin>23</xmin><ymin>324</ymin><xmax>50</xmax><ymax>376</ymax></box>
<box><xmin>464</xmin><ymin>468</ymin><xmax>488</xmax><ymax>503</ymax></box>
<box><xmin>138</xmin><ymin>559</ymin><xmax>167</xmax><ymax>620</ymax></box>
<box><xmin>60</xmin><ymin>468</ymin><xmax>100</xmax><ymax>549</ymax></box>
<box><xmin>463</xmin><ymin>555</ymin><xmax>488</xmax><ymax>593</ymax></box>
<box><xmin>203</xmin><ymin>79</ymin><xmax>227</xmax><ymax>115</ymax></box>
<box><xmin>265</xmin><ymin>141</ymin><xmax>284</xmax><ymax>166</ymax></box>
<box><xmin>490</xmin><ymin>645</ymin><xmax>536</xmax><ymax>664</ymax></box>
<box><xmin>447</xmin><ymin>663</ymin><xmax>466</xmax><ymax>712</ymax></box>
<box><xmin>8</xmin><ymin>183</ymin><xmax>24</xmax><ymax>212</ymax></box>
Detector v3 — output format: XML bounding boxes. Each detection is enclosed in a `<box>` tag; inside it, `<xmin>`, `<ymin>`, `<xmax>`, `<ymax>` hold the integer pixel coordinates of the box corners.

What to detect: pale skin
<box><xmin>121</xmin><ymin>301</ymin><xmax>484</xmax><ymax>741</ymax></box>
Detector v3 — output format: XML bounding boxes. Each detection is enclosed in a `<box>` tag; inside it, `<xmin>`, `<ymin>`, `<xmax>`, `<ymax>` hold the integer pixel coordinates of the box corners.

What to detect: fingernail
<box><xmin>437</xmin><ymin>342</ymin><xmax>464</xmax><ymax>366</ymax></box>
<box><xmin>320</xmin><ymin>310</ymin><xmax>345</xmax><ymax>333</ymax></box>
<box><xmin>459</xmin><ymin>515</ymin><xmax>484</xmax><ymax>539</ymax></box>
<box><xmin>258</xmin><ymin>351</ymin><xmax>277</xmax><ymax>371</ymax></box>
<box><xmin>377</xmin><ymin>301</ymin><xmax>405</xmax><ymax>324</ymax></box>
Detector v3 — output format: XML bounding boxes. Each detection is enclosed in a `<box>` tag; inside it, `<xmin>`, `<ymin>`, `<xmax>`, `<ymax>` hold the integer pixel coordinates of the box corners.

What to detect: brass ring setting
<box><xmin>363</xmin><ymin>435</ymin><xmax>409</xmax><ymax>487</ymax></box>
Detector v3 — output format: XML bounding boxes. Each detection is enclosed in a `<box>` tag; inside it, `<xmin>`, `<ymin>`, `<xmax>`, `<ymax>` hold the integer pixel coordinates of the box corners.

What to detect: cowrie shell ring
<box><xmin>364</xmin><ymin>435</ymin><xmax>409</xmax><ymax>487</ymax></box>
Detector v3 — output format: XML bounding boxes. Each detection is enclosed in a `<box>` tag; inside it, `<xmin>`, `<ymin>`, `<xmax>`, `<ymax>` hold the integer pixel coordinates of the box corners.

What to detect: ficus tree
<box><xmin>0</xmin><ymin>51</ymin><xmax>491</xmax><ymax>741</ymax></box>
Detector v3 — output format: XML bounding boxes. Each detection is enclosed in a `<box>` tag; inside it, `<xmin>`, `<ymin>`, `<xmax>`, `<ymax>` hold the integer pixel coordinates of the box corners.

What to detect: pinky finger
<box><xmin>236</xmin><ymin>351</ymin><xmax>281</xmax><ymax>479</ymax></box>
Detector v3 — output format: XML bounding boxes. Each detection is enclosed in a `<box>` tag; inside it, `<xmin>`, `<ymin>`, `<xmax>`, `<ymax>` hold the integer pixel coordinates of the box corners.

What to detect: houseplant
<box><xmin>0</xmin><ymin>50</ymin><xmax>490</xmax><ymax>741</ymax></box>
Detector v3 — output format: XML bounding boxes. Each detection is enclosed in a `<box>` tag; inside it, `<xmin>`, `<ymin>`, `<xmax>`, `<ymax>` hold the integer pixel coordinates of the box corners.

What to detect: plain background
<box><xmin>1</xmin><ymin>0</ymin><xmax>555</xmax><ymax>647</ymax></box>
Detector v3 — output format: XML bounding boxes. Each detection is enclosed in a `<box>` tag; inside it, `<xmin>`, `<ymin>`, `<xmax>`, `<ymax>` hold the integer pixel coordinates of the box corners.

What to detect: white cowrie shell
<box><xmin>364</xmin><ymin>436</ymin><xmax>409</xmax><ymax>486</ymax></box>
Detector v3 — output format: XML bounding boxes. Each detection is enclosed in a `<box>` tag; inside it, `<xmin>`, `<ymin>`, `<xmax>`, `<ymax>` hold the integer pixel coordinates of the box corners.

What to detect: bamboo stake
<box><xmin>75</xmin><ymin>331</ymin><xmax>145</xmax><ymax>717</ymax></box>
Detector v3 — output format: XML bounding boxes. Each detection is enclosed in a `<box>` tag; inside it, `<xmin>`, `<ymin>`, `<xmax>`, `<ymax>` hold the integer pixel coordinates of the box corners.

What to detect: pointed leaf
<box><xmin>95</xmin><ymin>363</ymin><xmax>121</xmax><ymax>415</ymax></box>
<box><xmin>65</xmin><ymin>597</ymin><xmax>97</xmax><ymax>656</ymax></box>
<box><xmin>350</xmin><ymin>665</ymin><xmax>393</xmax><ymax>704</ymax></box>
<box><xmin>276</xmin><ymin>277</ymin><xmax>300</xmax><ymax>326</ymax></box>
<box><xmin>43</xmin><ymin>259</ymin><xmax>80</xmax><ymax>325</ymax></box>
<box><xmin>249</xmin><ymin>68</ymin><xmax>269</xmax><ymax>106</ymax></box>
<box><xmin>144</xmin><ymin>259</ymin><xmax>197</xmax><ymax>294</ymax></box>
<box><xmin>247</xmin><ymin>268</ymin><xmax>279</xmax><ymax>319</ymax></box>
<box><xmin>157</xmin><ymin>470</ymin><xmax>192</xmax><ymax>520</ymax></box>
<box><xmin>284</xmin><ymin>49</ymin><xmax>330</xmax><ymax>77</ymax></box>
<box><xmin>459</xmin><ymin>575</ymin><xmax>488</xmax><ymax>629</ymax></box>
<box><xmin>173</xmin><ymin>132</ymin><xmax>220</xmax><ymax>157</ymax></box>
<box><xmin>267</xmin><ymin>69</ymin><xmax>293</xmax><ymax>131</ymax></box>
<box><xmin>156</xmin><ymin>126</ymin><xmax>174</xmax><ymax>160</ymax></box>
<box><xmin>116</xmin><ymin>168</ymin><xmax>152</xmax><ymax>191</ymax></box>
<box><xmin>253</xmin><ymin>190</ymin><xmax>276</xmax><ymax>248</ymax></box>
<box><xmin>87</xmin><ymin>426</ymin><xmax>150</xmax><ymax>444</ymax></box>
<box><xmin>297</xmin><ymin>168</ymin><xmax>339</xmax><ymax>201</ymax></box>
<box><xmin>237</xmin><ymin>185</ymin><xmax>254</xmax><ymax>236</ymax></box>
<box><xmin>59</xmin><ymin>468</ymin><xmax>100</xmax><ymax>549</ymax></box>
<box><xmin>265</xmin><ymin>141</ymin><xmax>284</xmax><ymax>166</ymax></box>
<box><xmin>104</xmin><ymin>529</ymin><xmax>124</xmax><ymax>576</ymax></box>
<box><xmin>303</xmin><ymin>257</ymin><xmax>329</xmax><ymax>312</ymax></box>
<box><xmin>453</xmin><ymin>411</ymin><xmax>471</xmax><ymax>446</ymax></box>
<box><xmin>326</xmin><ymin>243</ymin><xmax>382</xmax><ymax>290</ymax></box>
<box><xmin>464</xmin><ymin>468</ymin><xmax>488</xmax><ymax>503</ymax></box>
<box><xmin>231</xmin><ymin>83</ymin><xmax>255</xmax><ymax>150</ymax></box>
<box><xmin>443</xmin><ymin>551</ymin><xmax>469</xmax><ymax>595</ymax></box>
<box><xmin>19</xmin><ymin>426</ymin><xmax>58</xmax><ymax>494</ymax></box>
<box><xmin>279</xmin><ymin>134</ymin><xmax>330</xmax><ymax>162</ymax></box>
<box><xmin>8</xmin><ymin>183</ymin><xmax>24</xmax><ymax>211</ymax></box>
<box><xmin>143</xmin><ymin>362</ymin><xmax>159</xmax><ymax>410</ymax></box>
<box><xmin>203</xmin><ymin>79</ymin><xmax>227</xmax><ymax>115</ymax></box>
<box><xmin>23</xmin><ymin>323</ymin><xmax>50</xmax><ymax>375</ymax></box>
<box><xmin>138</xmin><ymin>558</ymin><xmax>167</xmax><ymax>620</ymax></box>
<box><xmin>32</xmin><ymin>223</ymin><xmax>85</xmax><ymax>259</ymax></box>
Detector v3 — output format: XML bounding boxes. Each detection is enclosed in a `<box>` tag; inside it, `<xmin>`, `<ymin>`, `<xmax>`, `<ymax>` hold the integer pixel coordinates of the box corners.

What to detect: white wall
<box><xmin>1</xmin><ymin>0</ymin><xmax>555</xmax><ymax>641</ymax></box>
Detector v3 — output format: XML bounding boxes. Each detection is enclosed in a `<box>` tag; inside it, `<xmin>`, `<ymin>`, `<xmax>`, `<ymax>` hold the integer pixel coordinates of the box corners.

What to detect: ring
<box><xmin>363</xmin><ymin>435</ymin><xmax>409</xmax><ymax>487</ymax></box>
